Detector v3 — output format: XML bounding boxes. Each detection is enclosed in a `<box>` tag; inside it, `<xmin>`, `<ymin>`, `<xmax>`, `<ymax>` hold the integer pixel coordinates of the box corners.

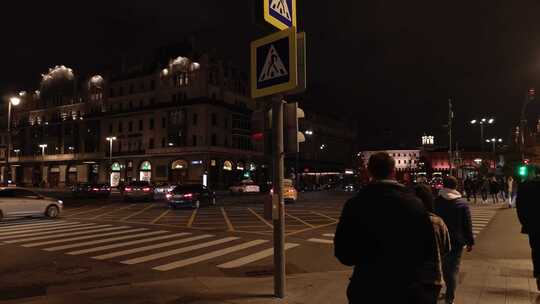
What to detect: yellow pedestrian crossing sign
<box><xmin>251</xmin><ymin>27</ymin><xmax>297</xmax><ymax>98</ymax></box>
<box><xmin>264</xmin><ymin>0</ymin><xmax>296</xmax><ymax>30</ymax></box>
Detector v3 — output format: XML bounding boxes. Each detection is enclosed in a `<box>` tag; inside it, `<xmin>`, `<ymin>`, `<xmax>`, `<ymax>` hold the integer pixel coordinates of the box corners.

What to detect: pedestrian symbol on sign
<box><xmin>258</xmin><ymin>45</ymin><xmax>288</xmax><ymax>82</ymax></box>
<box><xmin>270</xmin><ymin>0</ymin><xmax>292</xmax><ymax>22</ymax></box>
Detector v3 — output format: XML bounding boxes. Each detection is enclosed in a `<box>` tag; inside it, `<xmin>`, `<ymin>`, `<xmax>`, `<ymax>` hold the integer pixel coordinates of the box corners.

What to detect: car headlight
<box><xmin>57</xmin><ymin>200</ymin><xmax>64</xmax><ymax>205</ymax></box>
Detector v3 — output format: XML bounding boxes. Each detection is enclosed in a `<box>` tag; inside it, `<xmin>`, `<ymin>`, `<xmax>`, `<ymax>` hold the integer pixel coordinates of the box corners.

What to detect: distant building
<box><xmin>359</xmin><ymin>149</ymin><xmax>420</xmax><ymax>172</ymax></box>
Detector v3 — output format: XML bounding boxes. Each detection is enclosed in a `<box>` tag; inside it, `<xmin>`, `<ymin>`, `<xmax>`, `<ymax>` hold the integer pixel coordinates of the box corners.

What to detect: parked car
<box><xmin>166</xmin><ymin>184</ymin><xmax>216</xmax><ymax>209</ymax></box>
<box><xmin>71</xmin><ymin>183</ymin><xmax>111</xmax><ymax>198</ymax></box>
<box><xmin>121</xmin><ymin>181</ymin><xmax>154</xmax><ymax>202</ymax></box>
<box><xmin>270</xmin><ymin>179</ymin><xmax>298</xmax><ymax>204</ymax></box>
<box><xmin>229</xmin><ymin>180</ymin><xmax>260</xmax><ymax>194</ymax></box>
<box><xmin>0</xmin><ymin>188</ymin><xmax>63</xmax><ymax>220</ymax></box>
<box><xmin>153</xmin><ymin>183</ymin><xmax>177</xmax><ymax>200</ymax></box>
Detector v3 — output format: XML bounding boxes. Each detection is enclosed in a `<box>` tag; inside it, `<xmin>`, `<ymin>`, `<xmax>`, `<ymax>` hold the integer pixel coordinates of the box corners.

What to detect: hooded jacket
<box><xmin>434</xmin><ymin>188</ymin><xmax>475</xmax><ymax>247</ymax></box>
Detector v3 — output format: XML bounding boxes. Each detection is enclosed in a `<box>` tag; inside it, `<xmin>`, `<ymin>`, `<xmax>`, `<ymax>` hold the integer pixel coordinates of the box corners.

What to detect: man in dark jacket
<box><xmin>434</xmin><ymin>176</ymin><xmax>474</xmax><ymax>304</ymax></box>
<box><xmin>516</xmin><ymin>169</ymin><xmax>540</xmax><ymax>291</ymax></box>
<box><xmin>334</xmin><ymin>152</ymin><xmax>435</xmax><ymax>303</ymax></box>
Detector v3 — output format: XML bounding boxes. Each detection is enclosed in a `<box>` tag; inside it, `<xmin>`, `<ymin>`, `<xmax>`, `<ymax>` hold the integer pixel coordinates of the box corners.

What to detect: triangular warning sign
<box><xmin>258</xmin><ymin>45</ymin><xmax>288</xmax><ymax>82</ymax></box>
<box><xmin>270</xmin><ymin>0</ymin><xmax>292</xmax><ymax>22</ymax></box>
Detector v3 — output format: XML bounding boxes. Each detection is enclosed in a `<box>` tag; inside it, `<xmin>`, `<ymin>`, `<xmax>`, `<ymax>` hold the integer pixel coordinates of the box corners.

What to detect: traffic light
<box><xmin>263</xmin><ymin>102</ymin><xmax>306</xmax><ymax>154</ymax></box>
<box><xmin>518</xmin><ymin>165</ymin><xmax>528</xmax><ymax>177</ymax></box>
<box><xmin>284</xmin><ymin>102</ymin><xmax>305</xmax><ymax>154</ymax></box>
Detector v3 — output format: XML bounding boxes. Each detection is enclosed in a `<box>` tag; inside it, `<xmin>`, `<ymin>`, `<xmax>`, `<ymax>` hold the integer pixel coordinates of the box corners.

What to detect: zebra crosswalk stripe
<box><xmin>93</xmin><ymin>234</ymin><xmax>215</xmax><ymax>260</ymax></box>
<box><xmin>0</xmin><ymin>223</ymin><xmax>91</xmax><ymax>236</ymax></box>
<box><xmin>153</xmin><ymin>239</ymin><xmax>268</xmax><ymax>271</ymax></box>
<box><xmin>121</xmin><ymin>237</ymin><xmax>239</xmax><ymax>265</ymax></box>
<box><xmin>67</xmin><ymin>233</ymin><xmax>191</xmax><ymax>255</ymax></box>
<box><xmin>4</xmin><ymin>226</ymin><xmax>130</xmax><ymax>244</ymax></box>
<box><xmin>0</xmin><ymin>224</ymin><xmax>106</xmax><ymax>239</ymax></box>
<box><xmin>44</xmin><ymin>230</ymin><xmax>170</xmax><ymax>252</ymax></box>
<box><xmin>217</xmin><ymin>243</ymin><xmax>299</xmax><ymax>269</ymax></box>
<box><xmin>22</xmin><ymin>228</ymin><xmax>148</xmax><ymax>248</ymax></box>
<box><xmin>0</xmin><ymin>221</ymin><xmax>69</xmax><ymax>231</ymax></box>
<box><xmin>308</xmin><ymin>238</ymin><xmax>333</xmax><ymax>244</ymax></box>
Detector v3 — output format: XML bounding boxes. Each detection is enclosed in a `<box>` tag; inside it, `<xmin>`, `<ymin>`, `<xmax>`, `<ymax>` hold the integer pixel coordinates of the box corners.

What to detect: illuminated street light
<box><xmin>39</xmin><ymin>144</ymin><xmax>47</xmax><ymax>157</ymax></box>
<box><xmin>305</xmin><ymin>130</ymin><xmax>313</xmax><ymax>136</ymax></box>
<box><xmin>470</xmin><ymin>117</ymin><xmax>495</xmax><ymax>151</ymax></box>
<box><xmin>5</xmin><ymin>96</ymin><xmax>21</xmax><ymax>185</ymax></box>
<box><xmin>106</xmin><ymin>137</ymin><xmax>117</xmax><ymax>163</ymax></box>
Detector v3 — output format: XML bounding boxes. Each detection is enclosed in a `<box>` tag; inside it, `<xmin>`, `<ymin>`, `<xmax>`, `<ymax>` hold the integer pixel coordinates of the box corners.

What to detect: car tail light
<box><xmin>165</xmin><ymin>193</ymin><xmax>172</xmax><ymax>200</ymax></box>
<box><xmin>143</xmin><ymin>187</ymin><xmax>151</xmax><ymax>192</ymax></box>
<box><xmin>183</xmin><ymin>193</ymin><xmax>193</xmax><ymax>198</ymax></box>
<box><xmin>125</xmin><ymin>187</ymin><xmax>132</xmax><ymax>192</ymax></box>
<box><xmin>92</xmin><ymin>188</ymin><xmax>99</xmax><ymax>191</ymax></box>
<box><xmin>288</xmin><ymin>189</ymin><xmax>295</xmax><ymax>193</ymax></box>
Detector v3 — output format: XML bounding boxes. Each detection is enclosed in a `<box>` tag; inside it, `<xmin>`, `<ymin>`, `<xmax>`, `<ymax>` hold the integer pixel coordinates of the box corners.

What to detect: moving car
<box><xmin>71</xmin><ymin>183</ymin><xmax>111</xmax><ymax>198</ymax></box>
<box><xmin>0</xmin><ymin>188</ymin><xmax>63</xmax><ymax>220</ymax></box>
<box><xmin>153</xmin><ymin>183</ymin><xmax>177</xmax><ymax>200</ymax></box>
<box><xmin>343</xmin><ymin>183</ymin><xmax>357</xmax><ymax>192</ymax></box>
<box><xmin>122</xmin><ymin>181</ymin><xmax>154</xmax><ymax>202</ymax></box>
<box><xmin>166</xmin><ymin>184</ymin><xmax>216</xmax><ymax>209</ymax></box>
<box><xmin>229</xmin><ymin>180</ymin><xmax>260</xmax><ymax>194</ymax></box>
<box><xmin>270</xmin><ymin>179</ymin><xmax>298</xmax><ymax>204</ymax></box>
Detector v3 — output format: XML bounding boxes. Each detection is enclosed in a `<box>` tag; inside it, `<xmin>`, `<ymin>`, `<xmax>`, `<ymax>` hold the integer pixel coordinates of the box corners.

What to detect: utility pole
<box><xmin>448</xmin><ymin>98</ymin><xmax>454</xmax><ymax>176</ymax></box>
<box><xmin>520</xmin><ymin>88</ymin><xmax>535</xmax><ymax>161</ymax></box>
<box><xmin>271</xmin><ymin>94</ymin><xmax>285</xmax><ymax>298</ymax></box>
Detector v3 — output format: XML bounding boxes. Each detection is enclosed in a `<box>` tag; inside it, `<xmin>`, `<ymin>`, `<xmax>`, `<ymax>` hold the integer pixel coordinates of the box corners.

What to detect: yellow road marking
<box><xmin>90</xmin><ymin>205</ymin><xmax>135</xmax><ymax>220</ymax></box>
<box><xmin>187</xmin><ymin>209</ymin><xmax>198</xmax><ymax>228</ymax></box>
<box><xmin>248</xmin><ymin>208</ymin><xmax>273</xmax><ymax>229</ymax></box>
<box><xmin>311</xmin><ymin>211</ymin><xmax>339</xmax><ymax>222</ymax></box>
<box><xmin>120</xmin><ymin>204</ymin><xmax>154</xmax><ymax>221</ymax></box>
<box><xmin>285</xmin><ymin>222</ymin><xmax>338</xmax><ymax>237</ymax></box>
<box><xmin>150</xmin><ymin>210</ymin><xmax>171</xmax><ymax>224</ymax></box>
<box><xmin>65</xmin><ymin>206</ymin><xmax>108</xmax><ymax>217</ymax></box>
<box><xmin>285</xmin><ymin>212</ymin><xmax>316</xmax><ymax>228</ymax></box>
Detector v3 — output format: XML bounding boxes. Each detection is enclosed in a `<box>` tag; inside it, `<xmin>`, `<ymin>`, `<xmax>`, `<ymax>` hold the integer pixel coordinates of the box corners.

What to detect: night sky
<box><xmin>2</xmin><ymin>1</ymin><xmax>540</xmax><ymax>149</ymax></box>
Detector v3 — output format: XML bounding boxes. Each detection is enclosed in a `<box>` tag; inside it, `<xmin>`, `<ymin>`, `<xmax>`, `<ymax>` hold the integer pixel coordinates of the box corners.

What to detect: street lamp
<box><xmin>106</xmin><ymin>137</ymin><xmax>117</xmax><ymax>163</ymax></box>
<box><xmin>486</xmin><ymin>138</ymin><xmax>503</xmax><ymax>153</ymax></box>
<box><xmin>305</xmin><ymin>130</ymin><xmax>314</xmax><ymax>136</ymax></box>
<box><xmin>39</xmin><ymin>144</ymin><xmax>47</xmax><ymax>157</ymax></box>
<box><xmin>470</xmin><ymin>117</ymin><xmax>495</xmax><ymax>151</ymax></box>
<box><xmin>5</xmin><ymin>97</ymin><xmax>21</xmax><ymax>185</ymax></box>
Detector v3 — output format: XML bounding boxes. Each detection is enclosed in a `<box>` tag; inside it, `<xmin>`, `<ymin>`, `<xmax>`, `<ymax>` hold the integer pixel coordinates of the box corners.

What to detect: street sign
<box><xmin>264</xmin><ymin>0</ymin><xmax>296</xmax><ymax>30</ymax></box>
<box><xmin>288</xmin><ymin>32</ymin><xmax>307</xmax><ymax>94</ymax></box>
<box><xmin>251</xmin><ymin>27</ymin><xmax>297</xmax><ymax>99</ymax></box>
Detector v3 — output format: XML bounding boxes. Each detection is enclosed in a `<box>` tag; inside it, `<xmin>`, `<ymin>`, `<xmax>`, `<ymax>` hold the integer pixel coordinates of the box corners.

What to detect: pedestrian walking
<box><xmin>489</xmin><ymin>177</ymin><xmax>500</xmax><ymax>203</ymax></box>
<box><xmin>334</xmin><ymin>152</ymin><xmax>435</xmax><ymax>303</ymax></box>
<box><xmin>415</xmin><ymin>184</ymin><xmax>452</xmax><ymax>304</ymax></box>
<box><xmin>434</xmin><ymin>176</ymin><xmax>475</xmax><ymax>304</ymax></box>
<box><xmin>480</xmin><ymin>177</ymin><xmax>489</xmax><ymax>202</ymax></box>
<box><xmin>508</xmin><ymin>176</ymin><xmax>517</xmax><ymax>208</ymax></box>
<box><xmin>516</xmin><ymin>168</ymin><xmax>540</xmax><ymax>291</ymax></box>
<box><xmin>463</xmin><ymin>177</ymin><xmax>475</xmax><ymax>203</ymax></box>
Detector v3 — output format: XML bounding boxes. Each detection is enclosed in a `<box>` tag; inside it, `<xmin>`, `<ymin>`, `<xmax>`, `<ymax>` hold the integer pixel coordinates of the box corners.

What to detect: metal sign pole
<box><xmin>271</xmin><ymin>94</ymin><xmax>286</xmax><ymax>298</ymax></box>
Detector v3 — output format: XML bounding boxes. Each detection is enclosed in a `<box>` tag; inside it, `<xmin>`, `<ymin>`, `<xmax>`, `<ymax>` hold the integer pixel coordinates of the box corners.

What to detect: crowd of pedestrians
<box><xmin>335</xmin><ymin>152</ymin><xmax>474</xmax><ymax>303</ymax></box>
<box><xmin>334</xmin><ymin>152</ymin><xmax>540</xmax><ymax>303</ymax></box>
<box><xmin>463</xmin><ymin>176</ymin><xmax>514</xmax><ymax>205</ymax></box>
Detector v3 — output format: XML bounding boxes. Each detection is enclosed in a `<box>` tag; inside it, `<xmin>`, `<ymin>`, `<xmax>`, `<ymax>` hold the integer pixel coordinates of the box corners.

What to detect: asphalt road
<box><xmin>0</xmin><ymin>191</ymin><xmax>352</xmax><ymax>302</ymax></box>
<box><xmin>0</xmin><ymin>191</ymin><xmax>503</xmax><ymax>302</ymax></box>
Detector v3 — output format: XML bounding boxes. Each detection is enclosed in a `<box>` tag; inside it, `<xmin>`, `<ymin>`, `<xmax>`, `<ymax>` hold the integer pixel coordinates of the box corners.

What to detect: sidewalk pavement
<box><xmin>454</xmin><ymin>208</ymin><xmax>539</xmax><ymax>304</ymax></box>
<box><xmin>5</xmin><ymin>271</ymin><xmax>350</xmax><ymax>304</ymax></box>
